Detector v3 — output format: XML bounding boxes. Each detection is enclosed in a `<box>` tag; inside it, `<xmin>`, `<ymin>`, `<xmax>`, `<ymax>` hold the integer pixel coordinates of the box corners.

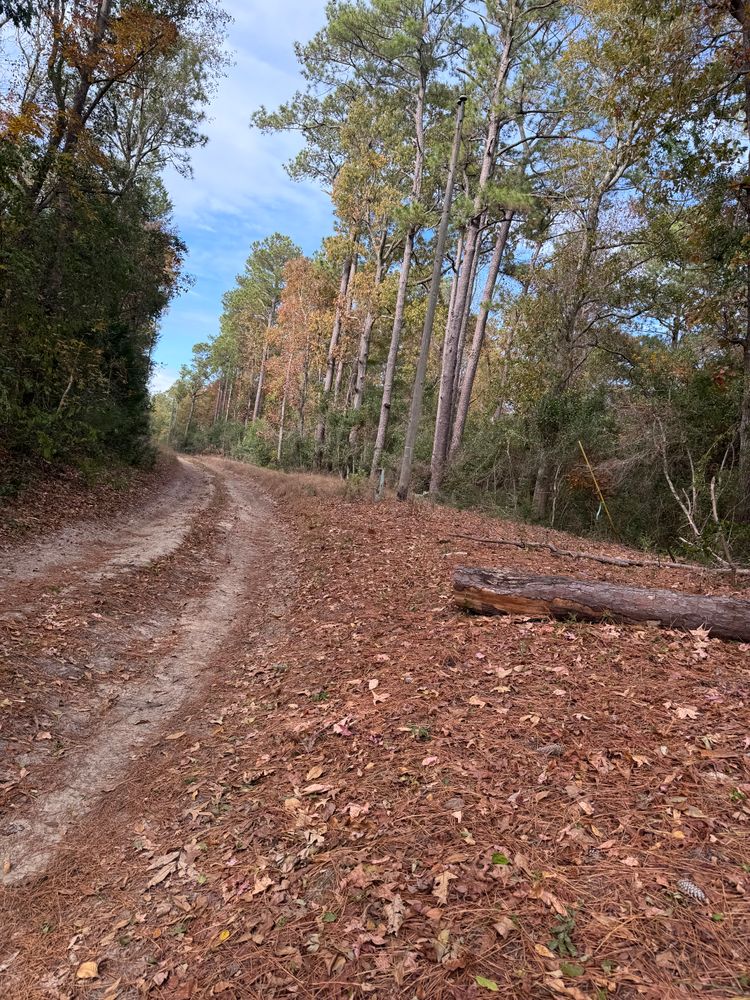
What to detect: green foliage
<box><xmin>0</xmin><ymin>0</ymin><xmax>227</xmax><ymax>480</ymax></box>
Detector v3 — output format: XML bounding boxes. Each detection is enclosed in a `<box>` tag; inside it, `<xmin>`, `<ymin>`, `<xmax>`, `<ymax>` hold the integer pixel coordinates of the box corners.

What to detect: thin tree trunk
<box><xmin>741</xmin><ymin>335</ymin><xmax>750</xmax><ymax>520</ymax></box>
<box><xmin>532</xmin><ymin>452</ymin><xmax>553</xmax><ymax>520</ymax></box>
<box><xmin>732</xmin><ymin>0</ymin><xmax>750</xmax><ymax>521</ymax></box>
<box><xmin>450</xmin><ymin>233</ymin><xmax>479</xmax><ymax>426</ymax></box>
<box><xmin>224</xmin><ymin>378</ymin><xmax>233</xmax><ymax>422</ymax></box>
<box><xmin>315</xmin><ymin>252</ymin><xmax>354</xmax><ymax>463</ymax></box>
<box><xmin>63</xmin><ymin>0</ymin><xmax>114</xmax><ymax>154</ymax></box>
<box><xmin>277</xmin><ymin>352</ymin><xmax>293</xmax><ymax>463</ymax></box>
<box><xmin>396</xmin><ymin>95</ymin><xmax>467</xmax><ymax>501</ymax></box>
<box><xmin>446</xmin><ymin>230</ymin><xmax>465</xmax><ymax>337</ymax></box>
<box><xmin>333</xmin><ymin>254</ymin><xmax>358</xmax><ymax>405</ymax></box>
<box><xmin>427</xmin><ymin>31</ymin><xmax>514</xmax><ymax>496</ymax></box>
<box><xmin>212</xmin><ymin>380</ymin><xmax>222</xmax><ymax>426</ymax></box>
<box><xmin>349</xmin><ymin>230</ymin><xmax>388</xmax><ymax>450</ymax></box>
<box><xmin>253</xmin><ymin>343</ymin><xmax>269</xmax><ymax>422</ymax></box>
<box><xmin>184</xmin><ymin>394</ymin><xmax>196</xmax><ymax>447</ymax></box>
<box><xmin>449</xmin><ymin>213</ymin><xmax>514</xmax><ymax>458</ymax></box>
<box><xmin>370</xmin><ymin>75</ymin><xmax>427</xmax><ymax>482</ymax></box>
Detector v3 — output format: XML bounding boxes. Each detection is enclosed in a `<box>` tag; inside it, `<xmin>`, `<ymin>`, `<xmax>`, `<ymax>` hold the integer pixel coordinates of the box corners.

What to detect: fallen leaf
<box><xmin>433</xmin><ymin>870</ymin><xmax>457</xmax><ymax>905</ymax></box>
<box><xmin>165</xmin><ymin>731</ymin><xmax>186</xmax><ymax>741</ymax></box>
<box><xmin>368</xmin><ymin>678</ymin><xmax>379</xmax><ymax>690</ymax></box>
<box><xmin>534</xmin><ymin>943</ymin><xmax>556</xmax><ymax>959</ymax></box>
<box><xmin>76</xmin><ymin>961</ymin><xmax>99</xmax><ymax>981</ymax></box>
<box><xmin>560</xmin><ymin>962</ymin><xmax>585</xmax><ymax>977</ymax></box>
<box><xmin>252</xmin><ymin>876</ymin><xmax>274</xmax><ymax>895</ymax></box>
<box><xmin>675</xmin><ymin>706</ymin><xmax>699</xmax><ymax>720</ymax></box>
<box><xmin>476</xmin><ymin>975</ymin><xmax>499</xmax><ymax>991</ymax></box>
<box><xmin>147</xmin><ymin>862</ymin><xmax>176</xmax><ymax>888</ymax></box>
<box><xmin>493</xmin><ymin>917</ymin><xmax>516</xmax><ymax>938</ymax></box>
<box><xmin>384</xmin><ymin>894</ymin><xmax>406</xmax><ymax>935</ymax></box>
<box><xmin>306</xmin><ymin>765</ymin><xmax>324</xmax><ymax>781</ymax></box>
<box><xmin>620</xmin><ymin>856</ymin><xmax>639</xmax><ymax>868</ymax></box>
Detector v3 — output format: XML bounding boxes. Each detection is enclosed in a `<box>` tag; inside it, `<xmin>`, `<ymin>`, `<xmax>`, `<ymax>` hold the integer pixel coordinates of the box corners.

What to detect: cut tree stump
<box><xmin>453</xmin><ymin>567</ymin><xmax>750</xmax><ymax>642</ymax></box>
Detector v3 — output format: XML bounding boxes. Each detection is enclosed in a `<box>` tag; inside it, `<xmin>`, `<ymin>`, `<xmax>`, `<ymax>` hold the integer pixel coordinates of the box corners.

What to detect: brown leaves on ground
<box><xmin>2</xmin><ymin>463</ymin><xmax>750</xmax><ymax>999</ymax></box>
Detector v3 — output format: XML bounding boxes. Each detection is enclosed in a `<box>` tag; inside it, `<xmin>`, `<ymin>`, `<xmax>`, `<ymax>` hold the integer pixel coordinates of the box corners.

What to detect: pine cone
<box><xmin>676</xmin><ymin>878</ymin><xmax>707</xmax><ymax>903</ymax></box>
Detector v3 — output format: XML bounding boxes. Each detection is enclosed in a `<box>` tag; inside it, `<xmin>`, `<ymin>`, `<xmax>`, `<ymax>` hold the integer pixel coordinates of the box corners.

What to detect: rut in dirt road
<box><xmin>0</xmin><ymin>458</ymin><xmax>288</xmax><ymax>884</ymax></box>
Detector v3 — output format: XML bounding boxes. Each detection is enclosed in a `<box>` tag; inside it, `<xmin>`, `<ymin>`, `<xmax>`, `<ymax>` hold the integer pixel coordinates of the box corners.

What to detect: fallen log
<box><xmin>453</xmin><ymin>566</ymin><xmax>750</xmax><ymax>642</ymax></box>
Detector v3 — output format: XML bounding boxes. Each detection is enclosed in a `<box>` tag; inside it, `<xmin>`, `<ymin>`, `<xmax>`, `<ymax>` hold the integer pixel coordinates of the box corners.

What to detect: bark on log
<box><xmin>453</xmin><ymin>566</ymin><xmax>750</xmax><ymax>641</ymax></box>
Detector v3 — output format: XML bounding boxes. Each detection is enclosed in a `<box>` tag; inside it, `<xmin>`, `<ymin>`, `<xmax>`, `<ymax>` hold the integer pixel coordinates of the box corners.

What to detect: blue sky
<box><xmin>151</xmin><ymin>0</ymin><xmax>332</xmax><ymax>392</ymax></box>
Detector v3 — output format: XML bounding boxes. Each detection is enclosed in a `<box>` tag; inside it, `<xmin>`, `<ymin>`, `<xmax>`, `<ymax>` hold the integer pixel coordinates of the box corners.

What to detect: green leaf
<box><xmin>322</xmin><ymin>911</ymin><xmax>337</xmax><ymax>923</ymax></box>
<box><xmin>475</xmin><ymin>976</ymin><xmax>500</xmax><ymax>991</ymax></box>
<box><xmin>560</xmin><ymin>962</ymin><xmax>585</xmax><ymax>977</ymax></box>
<box><xmin>491</xmin><ymin>852</ymin><xmax>510</xmax><ymax>865</ymax></box>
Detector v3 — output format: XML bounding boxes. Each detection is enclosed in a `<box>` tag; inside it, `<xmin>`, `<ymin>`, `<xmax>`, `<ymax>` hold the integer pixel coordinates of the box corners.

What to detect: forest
<box><xmin>152</xmin><ymin>0</ymin><xmax>750</xmax><ymax>562</ymax></box>
<box><xmin>4</xmin><ymin>5</ymin><xmax>750</xmax><ymax>996</ymax></box>
<box><xmin>0</xmin><ymin>0</ymin><xmax>227</xmax><ymax>474</ymax></box>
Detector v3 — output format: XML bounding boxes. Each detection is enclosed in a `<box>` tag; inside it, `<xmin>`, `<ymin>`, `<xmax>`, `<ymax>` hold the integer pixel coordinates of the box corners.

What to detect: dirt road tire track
<box><xmin>0</xmin><ymin>458</ymin><xmax>289</xmax><ymax>887</ymax></box>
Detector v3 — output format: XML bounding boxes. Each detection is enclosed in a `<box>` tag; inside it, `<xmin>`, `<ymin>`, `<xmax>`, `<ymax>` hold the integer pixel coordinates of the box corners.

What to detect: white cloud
<box><xmin>150</xmin><ymin>365</ymin><xmax>179</xmax><ymax>394</ymax></box>
<box><xmin>154</xmin><ymin>0</ymin><xmax>332</xmax><ymax>372</ymax></box>
<box><xmin>164</xmin><ymin>0</ymin><xmax>330</xmax><ymax>226</ymax></box>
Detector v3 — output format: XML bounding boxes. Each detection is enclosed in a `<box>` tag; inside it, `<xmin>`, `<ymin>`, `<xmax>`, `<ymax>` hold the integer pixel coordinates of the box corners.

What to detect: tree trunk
<box><xmin>277</xmin><ymin>353</ymin><xmax>293</xmax><ymax>463</ymax></box>
<box><xmin>450</xmin><ymin>234</ymin><xmax>480</xmax><ymax>432</ymax></box>
<box><xmin>453</xmin><ymin>566</ymin><xmax>750</xmax><ymax>642</ymax></box>
<box><xmin>349</xmin><ymin>230</ymin><xmax>388</xmax><ymax>450</ymax></box>
<box><xmin>425</xmin><ymin>30</ymin><xmax>514</xmax><ymax>497</ymax></box>
<box><xmin>741</xmin><ymin>335</ymin><xmax>750</xmax><ymax>521</ymax></box>
<box><xmin>445</xmin><ymin>230</ymin><xmax>465</xmax><ymax>339</ymax></box>
<box><xmin>183</xmin><ymin>394</ymin><xmax>196</xmax><ymax>447</ymax></box>
<box><xmin>449</xmin><ymin>213</ymin><xmax>514</xmax><ymax>459</ymax></box>
<box><xmin>252</xmin><ymin>343</ymin><xmax>269</xmax><ymax>422</ymax></box>
<box><xmin>531</xmin><ymin>452</ymin><xmax>553</xmax><ymax>520</ymax></box>
<box><xmin>334</xmin><ymin>254</ymin><xmax>358</xmax><ymax>405</ymax></box>
<box><xmin>732</xmin><ymin>0</ymin><xmax>750</xmax><ymax>522</ymax></box>
<box><xmin>63</xmin><ymin>0</ymin><xmax>114</xmax><ymax>153</ymax></box>
<box><xmin>395</xmin><ymin>95</ymin><xmax>467</xmax><ymax>501</ymax></box>
<box><xmin>316</xmin><ymin>252</ymin><xmax>354</xmax><ymax>464</ymax></box>
<box><xmin>370</xmin><ymin>74</ymin><xmax>427</xmax><ymax>483</ymax></box>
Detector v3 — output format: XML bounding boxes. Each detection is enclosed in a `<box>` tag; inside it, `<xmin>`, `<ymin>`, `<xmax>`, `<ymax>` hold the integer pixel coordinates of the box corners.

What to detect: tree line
<box><xmin>0</xmin><ymin>0</ymin><xmax>226</xmax><ymax>476</ymax></box>
<box><xmin>155</xmin><ymin>0</ymin><xmax>750</xmax><ymax>561</ymax></box>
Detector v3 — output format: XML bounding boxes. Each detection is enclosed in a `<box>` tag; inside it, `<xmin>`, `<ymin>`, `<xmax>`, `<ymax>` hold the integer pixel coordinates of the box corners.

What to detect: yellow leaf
<box><xmin>76</xmin><ymin>961</ymin><xmax>99</xmax><ymax>980</ymax></box>
<box><xmin>534</xmin><ymin>943</ymin><xmax>556</xmax><ymax>959</ymax></box>
<box><xmin>219</xmin><ymin>929</ymin><xmax>231</xmax><ymax>942</ymax></box>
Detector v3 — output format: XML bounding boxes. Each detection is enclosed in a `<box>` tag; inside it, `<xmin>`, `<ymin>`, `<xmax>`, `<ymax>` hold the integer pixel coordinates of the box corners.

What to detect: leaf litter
<box><xmin>1</xmin><ymin>462</ymin><xmax>749</xmax><ymax>998</ymax></box>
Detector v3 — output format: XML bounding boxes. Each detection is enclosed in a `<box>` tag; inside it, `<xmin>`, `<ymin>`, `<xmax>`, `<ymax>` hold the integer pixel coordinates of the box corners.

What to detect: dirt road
<box><xmin>0</xmin><ymin>458</ymin><xmax>748</xmax><ymax>999</ymax></box>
